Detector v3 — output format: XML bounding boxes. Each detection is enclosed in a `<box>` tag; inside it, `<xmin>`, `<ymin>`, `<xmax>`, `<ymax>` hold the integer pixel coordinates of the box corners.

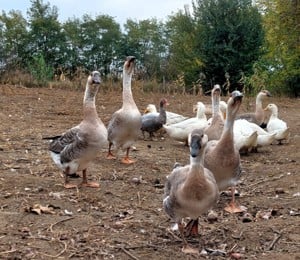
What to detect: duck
<box><xmin>141</xmin><ymin>98</ymin><xmax>168</xmax><ymax>140</ymax></box>
<box><xmin>107</xmin><ymin>56</ymin><xmax>142</xmax><ymax>164</ymax></box>
<box><xmin>204</xmin><ymin>84</ymin><xmax>224</xmax><ymax>141</ymax></box>
<box><xmin>163</xmin><ymin>129</ymin><xmax>219</xmax><ymax>254</ymax></box>
<box><xmin>144</xmin><ymin>103</ymin><xmax>188</xmax><ymax>125</ymax></box>
<box><xmin>163</xmin><ymin>102</ymin><xmax>208</xmax><ymax>145</ymax></box>
<box><xmin>264</xmin><ymin>103</ymin><xmax>290</xmax><ymax>144</ymax></box>
<box><xmin>44</xmin><ymin>71</ymin><xmax>108</xmax><ymax>189</ymax></box>
<box><xmin>204</xmin><ymin>90</ymin><xmax>245</xmax><ymax>213</ymax></box>
<box><xmin>236</xmin><ymin>90</ymin><xmax>271</xmax><ymax>127</ymax></box>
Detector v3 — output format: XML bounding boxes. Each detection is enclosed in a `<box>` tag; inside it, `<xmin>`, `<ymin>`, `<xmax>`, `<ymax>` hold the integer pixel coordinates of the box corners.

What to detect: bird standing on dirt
<box><xmin>44</xmin><ymin>71</ymin><xmax>108</xmax><ymax>189</ymax></box>
<box><xmin>141</xmin><ymin>98</ymin><xmax>168</xmax><ymax>140</ymax></box>
<box><xmin>163</xmin><ymin>129</ymin><xmax>219</xmax><ymax>254</ymax></box>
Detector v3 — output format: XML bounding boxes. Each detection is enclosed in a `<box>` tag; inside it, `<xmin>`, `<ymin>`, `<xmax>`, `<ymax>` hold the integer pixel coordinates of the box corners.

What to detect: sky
<box><xmin>0</xmin><ymin>0</ymin><xmax>192</xmax><ymax>26</ymax></box>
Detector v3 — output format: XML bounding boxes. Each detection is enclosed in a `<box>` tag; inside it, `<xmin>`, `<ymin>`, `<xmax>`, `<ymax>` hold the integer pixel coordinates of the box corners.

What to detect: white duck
<box><xmin>44</xmin><ymin>71</ymin><xmax>108</xmax><ymax>189</ymax></box>
<box><xmin>163</xmin><ymin>129</ymin><xmax>219</xmax><ymax>254</ymax></box>
<box><xmin>236</xmin><ymin>90</ymin><xmax>271</xmax><ymax>127</ymax></box>
<box><xmin>204</xmin><ymin>84</ymin><xmax>224</xmax><ymax>141</ymax></box>
<box><xmin>204</xmin><ymin>90</ymin><xmax>245</xmax><ymax>213</ymax></box>
<box><xmin>107</xmin><ymin>56</ymin><xmax>142</xmax><ymax>164</ymax></box>
<box><xmin>163</xmin><ymin>102</ymin><xmax>208</xmax><ymax>145</ymax></box>
<box><xmin>264</xmin><ymin>103</ymin><xmax>290</xmax><ymax>144</ymax></box>
<box><xmin>144</xmin><ymin>103</ymin><xmax>188</xmax><ymax>125</ymax></box>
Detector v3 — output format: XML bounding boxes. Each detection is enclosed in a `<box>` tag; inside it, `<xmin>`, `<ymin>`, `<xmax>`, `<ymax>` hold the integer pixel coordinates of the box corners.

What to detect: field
<box><xmin>0</xmin><ymin>84</ymin><xmax>299</xmax><ymax>259</ymax></box>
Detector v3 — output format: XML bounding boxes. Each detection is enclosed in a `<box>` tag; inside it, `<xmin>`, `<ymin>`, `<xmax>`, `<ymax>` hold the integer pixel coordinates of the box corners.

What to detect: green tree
<box><xmin>166</xmin><ymin>6</ymin><xmax>202</xmax><ymax>90</ymax></box>
<box><xmin>193</xmin><ymin>0</ymin><xmax>264</xmax><ymax>93</ymax></box>
<box><xmin>123</xmin><ymin>18</ymin><xmax>168</xmax><ymax>80</ymax></box>
<box><xmin>0</xmin><ymin>10</ymin><xmax>28</xmax><ymax>69</ymax></box>
<box><xmin>27</xmin><ymin>0</ymin><xmax>66</xmax><ymax>71</ymax></box>
<box><xmin>253</xmin><ymin>0</ymin><xmax>300</xmax><ymax>96</ymax></box>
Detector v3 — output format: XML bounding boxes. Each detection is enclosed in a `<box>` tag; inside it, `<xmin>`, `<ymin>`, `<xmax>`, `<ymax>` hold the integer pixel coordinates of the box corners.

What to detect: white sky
<box><xmin>0</xmin><ymin>0</ymin><xmax>192</xmax><ymax>26</ymax></box>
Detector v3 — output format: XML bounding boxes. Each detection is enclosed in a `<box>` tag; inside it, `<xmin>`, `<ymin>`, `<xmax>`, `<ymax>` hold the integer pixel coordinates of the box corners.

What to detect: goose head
<box><xmin>264</xmin><ymin>103</ymin><xmax>277</xmax><ymax>113</ymax></box>
<box><xmin>159</xmin><ymin>98</ymin><xmax>169</xmax><ymax>109</ymax></box>
<box><xmin>84</xmin><ymin>71</ymin><xmax>101</xmax><ymax>100</ymax></box>
<box><xmin>258</xmin><ymin>89</ymin><xmax>272</xmax><ymax>99</ymax></box>
<box><xmin>188</xmin><ymin>129</ymin><xmax>208</xmax><ymax>158</ymax></box>
<box><xmin>144</xmin><ymin>104</ymin><xmax>157</xmax><ymax>114</ymax></box>
<box><xmin>228</xmin><ymin>90</ymin><xmax>243</xmax><ymax>116</ymax></box>
<box><xmin>124</xmin><ymin>56</ymin><xmax>136</xmax><ymax>76</ymax></box>
<box><xmin>212</xmin><ymin>84</ymin><xmax>221</xmax><ymax>98</ymax></box>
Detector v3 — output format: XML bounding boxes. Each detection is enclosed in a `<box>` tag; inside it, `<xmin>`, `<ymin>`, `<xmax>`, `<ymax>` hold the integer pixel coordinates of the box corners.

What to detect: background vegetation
<box><xmin>0</xmin><ymin>0</ymin><xmax>299</xmax><ymax>96</ymax></box>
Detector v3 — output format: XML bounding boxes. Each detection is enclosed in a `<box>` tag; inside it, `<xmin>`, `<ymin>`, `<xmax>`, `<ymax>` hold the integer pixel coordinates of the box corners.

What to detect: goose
<box><xmin>236</xmin><ymin>90</ymin><xmax>271</xmax><ymax>127</ymax></box>
<box><xmin>163</xmin><ymin>129</ymin><xmax>219</xmax><ymax>254</ymax></box>
<box><xmin>107</xmin><ymin>56</ymin><xmax>142</xmax><ymax>164</ymax></box>
<box><xmin>44</xmin><ymin>71</ymin><xmax>108</xmax><ymax>189</ymax></box>
<box><xmin>234</xmin><ymin>130</ymin><xmax>258</xmax><ymax>154</ymax></box>
<box><xmin>141</xmin><ymin>98</ymin><xmax>168</xmax><ymax>140</ymax></box>
<box><xmin>144</xmin><ymin>103</ymin><xmax>188</xmax><ymax>125</ymax></box>
<box><xmin>204</xmin><ymin>90</ymin><xmax>245</xmax><ymax>213</ymax></box>
<box><xmin>204</xmin><ymin>84</ymin><xmax>224</xmax><ymax>141</ymax></box>
<box><xmin>234</xmin><ymin>119</ymin><xmax>276</xmax><ymax>149</ymax></box>
<box><xmin>163</xmin><ymin>102</ymin><xmax>208</xmax><ymax>145</ymax></box>
<box><xmin>264</xmin><ymin>103</ymin><xmax>290</xmax><ymax>144</ymax></box>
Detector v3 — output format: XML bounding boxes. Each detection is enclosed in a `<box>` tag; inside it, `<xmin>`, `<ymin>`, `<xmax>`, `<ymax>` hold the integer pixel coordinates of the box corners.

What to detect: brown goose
<box><xmin>236</xmin><ymin>90</ymin><xmax>271</xmax><ymax>127</ymax></box>
<box><xmin>107</xmin><ymin>56</ymin><xmax>142</xmax><ymax>164</ymax></box>
<box><xmin>204</xmin><ymin>84</ymin><xmax>224</xmax><ymax>140</ymax></box>
<box><xmin>163</xmin><ymin>129</ymin><xmax>219</xmax><ymax>254</ymax></box>
<box><xmin>204</xmin><ymin>90</ymin><xmax>244</xmax><ymax>213</ymax></box>
<box><xmin>141</xmin><ymin>98</ymin><xmax>168</xmax><ymax>140</ymax></box>
<box><xmin>44</xmin><ymin>71</ymin><xmax>108</xmax><ymax>189</ymax></box>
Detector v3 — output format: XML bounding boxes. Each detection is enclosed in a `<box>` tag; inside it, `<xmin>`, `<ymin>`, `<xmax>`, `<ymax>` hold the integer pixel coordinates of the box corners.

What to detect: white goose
<box><xmin>163</xmin><ymin>129</ymin><xmax>219</xmax><ymax>254</ymax></box>
<box><xmin>44</xmin><ymin>71</ymin><xmax>108</xmax><ymax>189</ymax></box>
<box><xmin>144</xmin><ymin>104</ymin><xmax>188</xmax><ymax>125</ymax></box>
<box><xmin>264</xmin><ymin>103</ymin><xmax>290</xmax><ymax>144</ymax></box>
<box><xmin>204</xmin><ymin>91</ymin><xmax>245</xmax><ymax>213</ymax></box>
<box><xmin>163</xmin><ymin>102</ymin><xmax>208</xmax><ymax>145</ymax></box>
<box><xmin>204</xmin><ymin>84</ymin><xmax>224</xmax><ymax>141</ymax></box>
<box><xmin>107</xmin><ymin>56</ymin><xmax>142</xmax><ymax>164</ymax></box>
<box><xmin>236</xmin><ymin>90</ymin><xmax>271</xmax><ymax>127</ymax></box>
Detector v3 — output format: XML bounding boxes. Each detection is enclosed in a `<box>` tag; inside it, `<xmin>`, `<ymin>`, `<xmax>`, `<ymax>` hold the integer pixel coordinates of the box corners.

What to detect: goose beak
<box><xmin>92</xmin><ymin>75</ymin><xmax>101</xmax><ymax>84</ymax></box>
<box><xmin>266</xmin><ymin>91</ymin><xmax>272</xmax><ymax>97</ymax></box>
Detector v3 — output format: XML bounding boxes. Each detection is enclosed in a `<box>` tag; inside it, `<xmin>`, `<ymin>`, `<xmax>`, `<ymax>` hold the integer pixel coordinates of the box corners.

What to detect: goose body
<box><xmin>107</xmin><ymin>56</ymin><xmax>142</xmax><ymax>164</ymax></box>
<box><xmin>234</xmin><ymin>130</ymin><xmax>258</xmax><ymax>154</ymax></box>
<box><xmin>144</xmin><ymin>104</ymin><xmax>188</xmax><ymax>125</ymax></box>
<box><xmin>163</xmin><ymin>129</ymin><xmax>219</xmax><ymax>253</ymax></box>
<box><xmin>264</xmin><ymin>103</ymin><xmax>289</xmax><ymax>144</ymax></box>
<box><xmin>204</xmin><ymin>85</ymin><xmax>224</xmax><ymax>141</ymax></box>
<box><xmin>141</xmin><ymin>98</ymin><xmax>168</xmax><ymax>139</ymax></box>
<box><xmin>204</xmin><ymin>91</ymin><xmax>245</xmax><ymax>213</ymax></box>
<box><xmin>163</xmin><ymin>102</ymin><xmax>208</xmax><ymax>145</ymax></box>
<box><xmin>236</xmin><ymin>90</ymin><xmax>271</xmax><ymax>127</ymax></box>
<box><xmin>45</xmin><ymin>71</ymin><xmax>108</xmax><ymax>188</ymax></box>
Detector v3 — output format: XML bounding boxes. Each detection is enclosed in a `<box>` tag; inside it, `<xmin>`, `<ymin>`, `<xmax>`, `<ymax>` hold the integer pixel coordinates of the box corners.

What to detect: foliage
<box><xmin>252</xmin><ymin>0</ymin><xmax>300</xmax><ymax>96</ymax></box>
<box><xmin>193</xmin><ymin>0</ymin><xmax>264</xmax><ymax>93</ymax></box>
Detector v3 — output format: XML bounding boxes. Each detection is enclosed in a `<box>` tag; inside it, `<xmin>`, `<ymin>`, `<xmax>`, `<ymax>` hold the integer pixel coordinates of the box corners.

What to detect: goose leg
<box><xmin>80</xmin><ymin>169</ymin><xmax>100</xmax><ymax>188</ymax></box>
<box><xmin>224</xmin><ymin>187</ymin><xmax>245</xmax><ymax>213</ymax></box>
<box><xmin>121</xmin><ymin>147</ymin><xmax>135</xmax><ymax>164</ymax></box>
<box><xmin>185</xmin><ymin>219</ymin><xmax>199</xmax><ymax>236</ymax></box>
<box><xmin>178</xmin><ymin>222</ymin><xmax>199</xmax><ymax>254</ymax></box>
<box><xmin>63</xmin><ymin>168</ymin><xmax>77</xmax><ymax>189</ymax></box>
<box><xmin>107</xmin><ymin>143</ymin><xmax>116</xmax><ymax>159</ymax></box>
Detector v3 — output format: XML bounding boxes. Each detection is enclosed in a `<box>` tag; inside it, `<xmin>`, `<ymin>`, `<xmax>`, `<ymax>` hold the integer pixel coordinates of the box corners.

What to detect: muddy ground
<box><xmin>0</xmin><ymin>84</ymin><xmax>299</xmax><ymax>260</ymax></box>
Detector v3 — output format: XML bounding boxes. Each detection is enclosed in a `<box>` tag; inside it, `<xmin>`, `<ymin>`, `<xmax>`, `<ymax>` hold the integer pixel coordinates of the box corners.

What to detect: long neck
<box><xmin>221</xmin><ymin>106</ymin><xmax>235</xmax><ymax>144</ymax></box>
<box><xmin>212</xmin><ymin>95</ymin><xmax>220</xmax><ymax>117</ymax></box>
<box><xmin>196</xmin><ymin>107</ymin><xmax>206</xmax><ymax>120</ymax></box>
<box><xmin>122</xmin><ymin>72</ymin><xmax>135</xmax><ymax>108</ymax></box>
<box><xmin>270</xmin><ymin>108</ymin><xmax>278</xmax><ymax>119</ymax></box>
<box><xmin>83</xmin><ymin>84</ymin><xmax>98</xmax><ymax>120</ymax></box>
<box><xmin>255</xmin><ymin>94</ymin><xmax>265</xmax><ymax>122</ymax></box>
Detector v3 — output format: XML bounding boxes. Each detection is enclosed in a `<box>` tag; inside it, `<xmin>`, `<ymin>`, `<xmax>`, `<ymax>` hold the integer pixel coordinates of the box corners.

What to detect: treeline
<box><xmin>0</xmin><ymin>0</ymin><xmax>299</xmax><ymax>96</ymax></box>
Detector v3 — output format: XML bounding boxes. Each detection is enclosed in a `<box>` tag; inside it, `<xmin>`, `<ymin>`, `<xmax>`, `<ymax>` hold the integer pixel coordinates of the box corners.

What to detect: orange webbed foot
<box><xmin>121</xmin><ymin>157</ymin><xmax>135</xmax><ymax>164</ymax></box>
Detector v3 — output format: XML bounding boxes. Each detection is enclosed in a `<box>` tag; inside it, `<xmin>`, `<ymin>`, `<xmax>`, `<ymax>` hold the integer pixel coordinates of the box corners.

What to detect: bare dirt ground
<box><xmin>0</xmin><ymin>84</ymin><xmax>299</xmax><ymax>260</ymax></box>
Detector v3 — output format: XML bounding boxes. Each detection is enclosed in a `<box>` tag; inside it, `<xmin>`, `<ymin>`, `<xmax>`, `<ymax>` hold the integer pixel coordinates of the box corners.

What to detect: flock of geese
<box><xmin>44</xmin><ymin>56</ymin><xmax>290</xmax><ymax>254</ymax></box>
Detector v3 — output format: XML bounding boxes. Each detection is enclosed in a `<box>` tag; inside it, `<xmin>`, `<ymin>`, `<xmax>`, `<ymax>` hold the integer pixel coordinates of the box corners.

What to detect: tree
<box><xmin>253</xmin><ymin>0</ymin><xmax>300</xmax><ymax>96</ymax></box>
<box><xmin>0</xmin><ymin>10</ymin><xmax>28</xmax><ymax>69</ymax></box>
<box><xmin>193</xmin><ymin>0</ymin><xmax>264</xmax><ymax>93</ymax></box>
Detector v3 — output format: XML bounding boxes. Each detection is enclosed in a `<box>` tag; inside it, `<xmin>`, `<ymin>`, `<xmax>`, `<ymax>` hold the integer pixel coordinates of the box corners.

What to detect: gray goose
<box><xmin>163</xmin><ymin>129</ymin><xmax>219</xmax><ymax>254</ymax></box>
<box><xmin>107</xmin><ymin>56</ymin><xmax>142</xmax><ymax>164</ymax></box>
<box><xmin>236</xmin><ymin>89</ymin><xmax>271</xmax><ymax>127</ymax></box>
<box><xmin>141</xmin><ymin>98</ymin><xmax>168</xmax><ymax>140</ymax></box>
<box><xmin>204</xmin><ymin>84</ymin><xmax>224</xmax><ymax>140</ymax></box>
<box><xmin>44</xmin><ymin>71</ymin><xmax>108</xmax><ymax>189</ymax></box>
<box><xmin>204</xmin><ymin>90</ymin><xmax>244</xmax><ymax>213</ymax></box>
